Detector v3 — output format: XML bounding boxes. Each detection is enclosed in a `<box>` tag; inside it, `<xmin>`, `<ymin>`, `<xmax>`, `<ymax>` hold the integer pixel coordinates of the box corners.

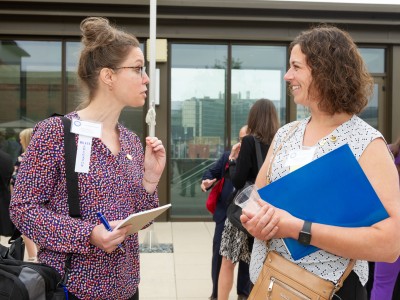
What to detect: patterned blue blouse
<box><xmin>10</xmin><ymin>112</ymin><xmax>159</xmax><ymax>300</ymax></box>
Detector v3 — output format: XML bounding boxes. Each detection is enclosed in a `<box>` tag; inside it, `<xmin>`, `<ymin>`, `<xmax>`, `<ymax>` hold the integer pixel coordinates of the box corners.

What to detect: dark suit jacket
<box><xmin>202</xmin><ymin>151</ymin><xmax>234</xmax><ymax>223</ymax></box>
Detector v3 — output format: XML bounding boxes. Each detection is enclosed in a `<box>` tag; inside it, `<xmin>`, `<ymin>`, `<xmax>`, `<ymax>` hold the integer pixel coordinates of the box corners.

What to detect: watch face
<box><xmin>298</xmin><ymin>231</ymin><xmax>311</xmax><ymax>245</ymax></box>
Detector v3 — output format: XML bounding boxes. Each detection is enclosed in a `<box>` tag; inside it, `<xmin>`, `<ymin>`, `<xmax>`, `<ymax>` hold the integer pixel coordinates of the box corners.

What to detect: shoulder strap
<box><xmin>266</xmin><ymin>121</ymin><xmax>300</xmax><ymax>184</ymax></box>
<box><xmin>59</xmin><ymin>116</ymin><xmax>80</xmax><ymax>289</ymax></box>
<box><xmin>253</xmin><ymin>136</ymin><xmax>263</xmax><ymax>171</ymax></box>
<box><xmin>61</xmin><ymin>117</ymin><xmax>81</xmax><ymax>219</ymax></box>
<box><xmin>333</xmin><ymin>259</ymin><xmax>356</xmax><ymax>293</ymax></box>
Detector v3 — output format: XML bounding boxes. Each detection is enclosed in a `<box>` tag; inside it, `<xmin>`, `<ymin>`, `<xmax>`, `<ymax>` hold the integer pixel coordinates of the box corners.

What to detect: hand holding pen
<box><xmin>96</xmin><ymin>212</ymin><xmax>125</xmax><ymax>253</ymax></box>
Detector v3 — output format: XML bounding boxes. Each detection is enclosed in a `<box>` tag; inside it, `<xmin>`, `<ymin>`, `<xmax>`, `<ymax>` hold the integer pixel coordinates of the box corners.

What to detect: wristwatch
<box><xmin>229</xmin><ymin>158</ymin><xmax>236</xmax><ymax>165</ymax></box>
<box><xmin>298</xmin><ymin>221</ymin><xmax>312</xmax><ymax>245</ymax></box>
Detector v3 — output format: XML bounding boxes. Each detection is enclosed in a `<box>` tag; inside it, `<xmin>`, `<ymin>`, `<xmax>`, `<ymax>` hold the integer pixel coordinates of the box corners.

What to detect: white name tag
<box><xmin>71</xmin><ymin>119</ymin><xmax>102</xmax><ymax>138</ymax></box>
<box><xmin>285</xmin><ymin>147</ymin><xmax>316</xmax><ymax>172</ymax></box>
<box><xmin>75</xmin><ymin>135</ymin><xmax>92</xmax><ymax>173</ymax></box>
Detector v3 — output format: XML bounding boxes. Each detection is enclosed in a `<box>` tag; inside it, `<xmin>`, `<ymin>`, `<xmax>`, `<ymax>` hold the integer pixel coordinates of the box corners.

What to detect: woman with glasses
<box><xmin>10</xmin><ymin>17</ymin><xmax>166</xmax><ymax>300</ymax></box>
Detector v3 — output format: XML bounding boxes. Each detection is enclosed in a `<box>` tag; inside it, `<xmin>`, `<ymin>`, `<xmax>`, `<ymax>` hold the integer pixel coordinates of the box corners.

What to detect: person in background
<box><xmin>370</xmin><ymin>137</ymin><xmax>400</xmax><ymax>300</ymax></box>
<box><xmin>10</xmin><ymin>128</ymin><xmax>33</xmax><ymax>189</ymax></box>
<box><xmin>218</xmin><ymin>99</ymin><xmax>279</xmax><ymax>300</ymax></box>
<box><xmin>4</xmin><ymin>128</ymin><xmax>22</xmax><ymax>165</ymax></box>
<box><xmin>10</xmin><ymin>128</ymin><xmax>37</xmax><ymax>262</ymax></box>
<box><xmin>0</xmin><ymin>148</ymin><xmax>14</xmax><ymax>237</ymax></box>
<box><xmin>201</xmin><ymin>125</ymin><xmax>250</xmax><ymax>300</ymax></box>
<box><xmin>242</xmin><ymin>25</ymin><xmax>400</xmax><ymax>299</ymax></box>
<box><xmin>10</xmin><ymin>17</ymin><xmax>166</xmax><ymax>300</ymax></box>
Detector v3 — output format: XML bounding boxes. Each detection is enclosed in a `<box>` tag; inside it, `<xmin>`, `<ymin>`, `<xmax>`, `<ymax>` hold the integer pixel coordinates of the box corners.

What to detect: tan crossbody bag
<box><xmin>249</xmin><ymin>122</ymin><xmax>356</xmax><ymax>300</ymax></box>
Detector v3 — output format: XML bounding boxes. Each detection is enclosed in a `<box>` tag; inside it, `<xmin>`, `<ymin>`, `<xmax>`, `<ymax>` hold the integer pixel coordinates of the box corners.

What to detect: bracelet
<box><xmin>143</xmin><ymin>177</ymin><xmax>159</xmax><ymax>184</ymax></box>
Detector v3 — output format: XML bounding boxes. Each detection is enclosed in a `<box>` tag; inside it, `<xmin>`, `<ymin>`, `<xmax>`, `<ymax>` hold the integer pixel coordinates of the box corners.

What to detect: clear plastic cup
<box><xmin>234</xmin><ymin>184</ymin><xmax>261</xmax><ymax>214</ymax></box>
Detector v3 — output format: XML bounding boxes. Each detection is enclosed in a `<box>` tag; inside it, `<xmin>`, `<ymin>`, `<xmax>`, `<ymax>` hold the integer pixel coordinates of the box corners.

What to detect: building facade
<box><xmin>1</xmin><ymin>0</ymin><xmax>400</xmax><ymax>220</ymax></box>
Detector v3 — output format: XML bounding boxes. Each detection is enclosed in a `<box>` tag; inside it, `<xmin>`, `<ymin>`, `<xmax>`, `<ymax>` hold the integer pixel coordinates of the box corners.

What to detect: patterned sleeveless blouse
<box><xmin>250</xmin><ymin>115</ymin><xmax>384</xmax><ymax>285</ymax></box>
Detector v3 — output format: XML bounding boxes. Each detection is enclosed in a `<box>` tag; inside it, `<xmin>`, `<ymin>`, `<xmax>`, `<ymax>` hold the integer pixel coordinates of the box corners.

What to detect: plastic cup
<box><xmin>234</xmin><ymin>184</ymin><xmax>261</xmax><ymax>214</ymax></box>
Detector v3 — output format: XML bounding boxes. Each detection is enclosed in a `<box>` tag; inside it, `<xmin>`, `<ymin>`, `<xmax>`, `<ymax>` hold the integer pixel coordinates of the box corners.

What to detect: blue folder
<box><xmin>258</xmin><ymin>143</ymin><xmax>389</xmax><ymax>260</ymax></box>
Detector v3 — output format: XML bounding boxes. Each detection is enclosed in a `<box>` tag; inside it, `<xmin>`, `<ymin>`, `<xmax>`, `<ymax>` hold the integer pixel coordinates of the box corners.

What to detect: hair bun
<box><xmin>80</xmin><ymin>17</ymin><xmax>116</xmax><ymax>50</ymax></box>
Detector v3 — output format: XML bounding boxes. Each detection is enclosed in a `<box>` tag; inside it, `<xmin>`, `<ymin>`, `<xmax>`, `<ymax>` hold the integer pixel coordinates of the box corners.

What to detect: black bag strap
<box><xmin>59</xmin><ymin>116</ymin><xmax>81</xmax><ymax>288</ymax></box>
<box><xmin>8</xmin><ymin>228</ymin><xmax>22</xmax><ymax>244</ymax></box>
<box><xmin>61</xmin><ymin>117</ymin><xmax>80</xmax><ymax>218</ymax></box>
<box><xmin>253</xmin><ymin>136</ymin><xmax>263</xmax><ymax>171</ymax></box>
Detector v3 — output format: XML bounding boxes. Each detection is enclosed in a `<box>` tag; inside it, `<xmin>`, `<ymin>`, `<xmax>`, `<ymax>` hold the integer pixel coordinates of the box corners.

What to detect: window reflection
<box><xmin>170</xmin><ymin>44</ymin><xmax>288</xmax><ymax>218</ymax></box>
<box><xmin>0</xmin><ymin>40</ymin><xmax>62</xmax><ymax>163</ymax></box>
<box><xmin>231</xmin><ymin>69</ymin><xmax>282</xmax><ymax>144</ymax></box>
<box><xmin>170</xmin><ymin>44</ymin><xmax>227</xmax><ymax>218</ymax></box>
<box><xmin>359</xmin><ymin>84</ymin><xmax>379</xmax><ymax>129</ymax></box>
<box><xmin>231</xmin><ymin>45</ymin><xmax>287</xmax><ymax>143</ymax></box>
<box><xmin>359</xmin><ymin>48</ymin><xmax>385</xmax><ymax>74</ymax></box>
<box><xmin>66</xmin><ymin>42</ymin><xmax>81</xmax><ymax>113</ymax></box>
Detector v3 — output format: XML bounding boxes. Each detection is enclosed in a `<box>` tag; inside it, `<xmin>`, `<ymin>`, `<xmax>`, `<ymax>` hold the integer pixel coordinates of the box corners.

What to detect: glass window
<box><xmin>357</xmin><ymin>48</ymin><xmax>385</xmax><ymax>129</ymax></box>
<box><xmin>170</xmin><ymin>43</ymin><xmax>228</xmax><ymax>218</ymax></box>
<box><xmin>359</xmin><ymin>48</ymin><xmax>385</xmax><ymax>74</ymax></box>
<box><xmin>231</xmin><ymin>45</ymin><xmax>287</xmax><ymax>143</ymax></box>
<box><xmin>66</xmin><ymin>41</ymin><xmax>81</xmax><ymax>113</ymax></box>
<box><xmin>359</xmin><ymin>83</ymin><xmax>379</xmax><ymax>129</ymax></box>
<box><xmin>0</xmin><ymin>40</ymin><xmax>62</xmax><ymax>163</ymax></box>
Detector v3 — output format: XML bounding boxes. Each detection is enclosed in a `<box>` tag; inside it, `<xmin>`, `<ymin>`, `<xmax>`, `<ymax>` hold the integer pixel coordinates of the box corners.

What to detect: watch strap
<box><xmin>302</xmin><ymin>220</ymin><xmax>312</xmax><ymax>234</ymax></box>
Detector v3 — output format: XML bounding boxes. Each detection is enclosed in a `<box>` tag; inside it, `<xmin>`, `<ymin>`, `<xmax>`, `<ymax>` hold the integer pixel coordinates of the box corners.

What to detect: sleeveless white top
<box><xmin>250</xmin><ymin>115</ymin><xmax>383</xmax><ymax>286</ymax></box>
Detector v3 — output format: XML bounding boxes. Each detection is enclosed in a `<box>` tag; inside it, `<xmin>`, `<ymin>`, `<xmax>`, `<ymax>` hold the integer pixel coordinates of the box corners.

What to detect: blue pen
<box><xmin>96</xmin><ymin>212</ymin><xmax>125</xmax><ymax>253</ymax></box>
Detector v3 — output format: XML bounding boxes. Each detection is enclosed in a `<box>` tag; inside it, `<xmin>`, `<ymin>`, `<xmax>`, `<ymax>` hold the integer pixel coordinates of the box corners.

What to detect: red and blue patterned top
<box><xmin>10</xmin><ymin>112</ymin><xmax>159</xmax><ymax>299</ymax></box>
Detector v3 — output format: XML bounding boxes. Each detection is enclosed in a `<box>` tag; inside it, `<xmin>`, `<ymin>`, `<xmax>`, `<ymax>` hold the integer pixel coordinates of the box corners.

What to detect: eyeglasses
<box><xmin>113</xmin><ymin>66</ymin><xmax>146</xmax><ymax>78</ymax></box>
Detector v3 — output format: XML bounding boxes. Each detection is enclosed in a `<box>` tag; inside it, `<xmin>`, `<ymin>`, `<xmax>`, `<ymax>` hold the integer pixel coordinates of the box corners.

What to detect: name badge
<box><xmin>75</xmin><ymin>135</ymin><xmax>92</xmax><ymax>173</ymax></box>
<box><xmin>71</xmin><ymin>118</ymin><xmax>102</xmax><ymax>138</ymax></box>
<box><xmin>285</xmin><ymin>147</ymin><xmax>316</xmax><ymax>172</ymax></box>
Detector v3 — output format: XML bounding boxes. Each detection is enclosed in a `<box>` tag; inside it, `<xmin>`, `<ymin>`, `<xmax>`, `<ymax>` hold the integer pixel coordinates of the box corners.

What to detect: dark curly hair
<box><xmin>290</xmin><ymin>24</ymin><xmax>374</xmax><ymax>115</ymax></box>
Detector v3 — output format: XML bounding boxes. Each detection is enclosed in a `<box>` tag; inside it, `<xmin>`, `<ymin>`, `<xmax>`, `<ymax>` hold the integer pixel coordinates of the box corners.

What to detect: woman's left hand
<box><xmin>143</xmin><ymin>136</ymin><xmax>166</xmax><ymax>182</ymax></box>
<box><xmin>241</xmin><ymin>200</ymin><xmax>280</xmax><ymax>241</ymax></box>
<box><xmin>229</xmin><ymin>142</ymin><xmax>241</xmax><ymax>160</ymax></box>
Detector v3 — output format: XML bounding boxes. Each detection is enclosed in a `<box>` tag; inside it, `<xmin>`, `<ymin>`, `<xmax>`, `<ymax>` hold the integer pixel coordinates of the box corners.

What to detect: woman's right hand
<box><xmin>201</xmin><ymin>178</ymin><xmax>217</xmax><ymax>192</ymax></box>
<box><xmin>89</xmin><ymin>221</ymin><xmax>131</xmax><ymax>253</ymax></box>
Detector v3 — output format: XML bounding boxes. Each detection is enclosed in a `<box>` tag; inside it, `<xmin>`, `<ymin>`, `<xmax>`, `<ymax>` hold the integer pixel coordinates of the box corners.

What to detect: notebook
<box><xmin>114</xmin><ymin>204</ymin><xmax>171</xmax><ymax>235</ymax></box>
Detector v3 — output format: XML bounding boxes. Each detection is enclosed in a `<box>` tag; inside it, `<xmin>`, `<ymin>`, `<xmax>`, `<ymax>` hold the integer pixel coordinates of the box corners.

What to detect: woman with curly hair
<box><xmin>242</xmin><ymin>25</ymin><xmax>400</xmax><ymax>299</ymax></box>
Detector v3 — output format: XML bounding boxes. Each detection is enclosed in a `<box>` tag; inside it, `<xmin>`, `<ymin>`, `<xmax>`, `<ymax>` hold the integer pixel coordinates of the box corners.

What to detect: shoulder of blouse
<box><xmin>32</xmin><ymin>116</ymin><xmax>64</xmax><ymax>138</ymax></box>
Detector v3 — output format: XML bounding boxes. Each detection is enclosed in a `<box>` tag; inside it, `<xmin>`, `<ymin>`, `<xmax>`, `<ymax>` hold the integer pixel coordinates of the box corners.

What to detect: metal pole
<box><xmin>146</xmin><ymin>0</ymin><xmax>157</xmax><ymax>137</ymax></box>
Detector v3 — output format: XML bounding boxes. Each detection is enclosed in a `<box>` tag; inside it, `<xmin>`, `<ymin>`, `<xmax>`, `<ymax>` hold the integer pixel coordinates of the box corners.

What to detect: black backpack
<box><xmin>0</xmin><ymin>258</ymin><xmax>65</xmax><ymax>300</ymax></box>
<box><xmin>0</xmin><ymin>116</ymin><xmax>79</xmax><ymax>300</ymax></box>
